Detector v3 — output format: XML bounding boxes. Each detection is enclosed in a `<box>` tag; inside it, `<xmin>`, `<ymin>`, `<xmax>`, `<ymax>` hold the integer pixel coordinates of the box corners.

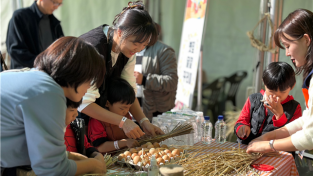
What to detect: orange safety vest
<box><xmin>302</xmin><ymin>70</ymin><xmax>313</xmax><ymax>108</ymax></box>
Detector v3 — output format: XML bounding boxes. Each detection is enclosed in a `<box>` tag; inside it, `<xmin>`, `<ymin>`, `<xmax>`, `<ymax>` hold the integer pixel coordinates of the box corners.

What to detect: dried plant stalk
<box><xmin>137</xmin><ymin>122</ymin><xmax>194</xmax><ymax>145</ymax></box>
<box><xmin>103</xmin><ymin>153</ymin><xmax>118</xmax><ymax>168</ymax></box>
<box><xmin>171</xmin><ymin>145</ymin><xmax>272</xmax><ymax>176</ymax></box>
<box><xmin>84</xmin><ymin>144</ymin><xmax>279</xmax><ymax>176</ymax></box>
<box><xmin>224</xmin><ymin>110</ymin><xmax>241</xmax><ymax>140</ymax></box>
<box><xmin>108</xmin><ymin>123</ymin><xmax>194</xmax><ymax>155</ymax></box>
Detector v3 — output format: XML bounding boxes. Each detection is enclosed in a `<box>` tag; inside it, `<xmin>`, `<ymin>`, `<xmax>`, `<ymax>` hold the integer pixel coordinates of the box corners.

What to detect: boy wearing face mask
<box><xmin>235</xmin><ymin>62</ymin><xmax>302</xmax><ymax>145</ymax></box>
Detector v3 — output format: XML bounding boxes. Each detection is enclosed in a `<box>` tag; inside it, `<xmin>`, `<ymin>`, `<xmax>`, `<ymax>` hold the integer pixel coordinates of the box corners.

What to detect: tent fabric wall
<box><xmin>1</xmin><ymin>0</ymin><xmax>312</xmax><ymax>111</ymax></box>
<box><xmin>1</xmin><ymin>0</ymin><xmax>15</xmax><ymax>52</ymax></box>
<box><xmin>201</xmin><ymin>0</ymin><xmax>260</xmax><ymax>112</ymax></box>
<box><xmin>59</xmin><ymin>0</ymin><xmax>131</xmax><ymax>37</ymax></box>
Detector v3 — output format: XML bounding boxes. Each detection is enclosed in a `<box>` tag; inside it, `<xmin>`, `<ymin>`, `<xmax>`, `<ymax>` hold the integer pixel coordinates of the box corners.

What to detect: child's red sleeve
<box><xmin>272</xmin><ymin>104</ymin><xmax>302</xmax><ymax>127</ymax></box>
<box><xmin>272</xmin><ymin>114</ymin><xmax>287</xmax><ymax>127</ymax></box>
<box><xmin>88</xmin><ymin>118</ymin><xmax>107</xmax><ymax>143</ymax></box>
<box><xmin>234</xmin><ymin>98</ymin><xmax>252</xmax><ymax>139</ymax></box>
<box><xmin>64</xmin><ymin>125</ymin><xmax>77</xmax><ymax>153</ymax></box>
<box><xmin>84</xmin><ymin>135</ymin><xmax>93</xmax><ymax>150</ymax></box>
<box><xmin>236</xmin><ymin>98</ymin><xmax>251</xmax><ymax>127</ymax></box>
<box><xmin>84</xmin><ymin>134</ymin><xmax>100</xmax><ymax>157</ymax></box>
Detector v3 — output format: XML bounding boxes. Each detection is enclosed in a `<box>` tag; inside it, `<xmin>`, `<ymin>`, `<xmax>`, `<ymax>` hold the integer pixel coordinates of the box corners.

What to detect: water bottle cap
<box><xmin>204</xmin><ymin>116</ymin><xmax>210</xmax><ymax>120</ymax></box>
<box><xmin>218</xmin><ymin>115</ymin><xmax>224</xmax><ymax>120</ymax></box>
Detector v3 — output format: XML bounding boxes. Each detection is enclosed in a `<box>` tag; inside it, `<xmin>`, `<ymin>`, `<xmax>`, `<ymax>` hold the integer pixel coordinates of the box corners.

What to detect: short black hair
<box><xmin>107</xmin><ymin>78</ymin><xmax>135</xmax><ymax>105</ymax></box>
<box><xmin>263</xmin><ymin>62</ymin><xmax>296</xmax><ymax>91</ymax></box>
<box><xmin>66</xmin><ymin>98</ymin><xmax>83</xmax><ymax>109</ymax></box>
<box><xmin>34</xmin><ymin>36</ymin><xmax>105</xmax><ymax>92</ymax></box>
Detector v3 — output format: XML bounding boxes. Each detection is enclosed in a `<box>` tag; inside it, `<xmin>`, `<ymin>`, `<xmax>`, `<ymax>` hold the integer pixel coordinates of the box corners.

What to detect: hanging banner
<box><xmin>176</xmin><ymin>0</ymin><xmax>208</xmax><ymax>108</ymax></box>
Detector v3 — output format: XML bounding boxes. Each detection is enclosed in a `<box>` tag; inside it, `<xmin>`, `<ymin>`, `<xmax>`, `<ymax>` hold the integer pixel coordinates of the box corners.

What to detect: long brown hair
<box><xmin>34</xmin><ymin>36</ymin><xmax>105</xmax><ymax>92</ymax></box>
<box><xmin>274</xmin><ymin>9</ymin><xmax>313</xmax><ymax>81</ymax></box>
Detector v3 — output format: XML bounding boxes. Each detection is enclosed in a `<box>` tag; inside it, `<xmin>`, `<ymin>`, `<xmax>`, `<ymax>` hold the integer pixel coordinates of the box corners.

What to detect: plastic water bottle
<box><xmin>148</xmin><ymin>155</ymin><xmax>159</xmax><ymax>176</ymax></box>
<box><xmin>214</xmin><ymin>115</ymin><xmax>226</xmax><ymax>143</ymax></box>
<box><xmin>202</xmin><ymin>116</ymin><xmax>213</xmax><ymax>144</ymax></box>
<box><xmin>196</xmin><ymin>112</ymin><xmax>204</xmax><ymax>142</ymax></box>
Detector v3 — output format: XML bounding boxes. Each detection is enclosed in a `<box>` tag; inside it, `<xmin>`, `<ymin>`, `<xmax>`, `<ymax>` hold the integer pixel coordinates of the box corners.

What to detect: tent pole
<box><xmin>196</xmin><ymin>0</ymin><xmax>210</xmax><ymax>111</ymax></box>
<box><xmin>255</xmin><ymin>0</ymin><xmax>269</xmax><ymax>93</ymax></box>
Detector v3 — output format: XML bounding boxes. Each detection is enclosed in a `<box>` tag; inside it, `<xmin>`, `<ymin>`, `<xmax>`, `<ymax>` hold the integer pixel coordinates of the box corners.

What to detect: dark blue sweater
<box><xmin>6</xmin><ymin>1</ymin><xmax>63</xmax><ymax>69</ymax></box>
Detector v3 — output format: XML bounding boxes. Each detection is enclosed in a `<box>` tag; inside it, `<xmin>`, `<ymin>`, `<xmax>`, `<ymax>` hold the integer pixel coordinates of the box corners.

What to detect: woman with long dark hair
<box><xmin>1</xmin><ymin>37</ymin><xmax>106</xmax><ymax>175</ymax></box>
<box><xmin>79</xmin><ymin>1</ymin><xmax>163</xmax><ymax>140</ymax></box>
<box><xmin>247</xmin><ymin>9</ymin><xmax>313</xmax><ymax>153</ymax></box>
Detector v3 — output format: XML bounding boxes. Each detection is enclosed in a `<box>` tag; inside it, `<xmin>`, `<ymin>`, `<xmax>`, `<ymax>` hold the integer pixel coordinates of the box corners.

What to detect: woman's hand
<box><xmin>246</xmin><ymin>140</ymin><xmax>273</xmax><ymax>154</ymax></box>
<box><xmin>141</xmin><ymin>120</ymin><xmax>164</xmax><ymax>136</ymax></box>
<box><xmin>251</xmin><ymin>129</ymin><xmax>276</xmax><ymax>143</ymax></box>
<box><xmin>122</xmin><ymin>119</ymin><xmax>145</xmax><ymax>139</ymax></box>
<box><xmin>250</xmin><ymin>134</ymin><xmax>269</xmax><ymax>143</ymax></box>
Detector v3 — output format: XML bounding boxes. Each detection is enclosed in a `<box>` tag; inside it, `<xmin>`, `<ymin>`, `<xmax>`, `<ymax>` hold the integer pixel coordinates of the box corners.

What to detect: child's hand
<box><xmin>94</xmin><ymin>153</ymin><xmax>106</xmax><ymax>172</ymax></box>
<box><xmin>126</xmin><ymin>139</ymin><xmax>140</xmax><ymax>148</ymax></box>
<box><xmin>264</xmin><ymin>95</ymin><xmax>284</xmax><ymax>119</ymax></box>
<box><xmin>238</xmin><ymin>125</ymin><xmax>251</xmax><ymax>139</ymax></box>
<box><xmin>68</xmin><ymin>151</ymin><xmax>88</xmax><ymax>161</ymax></box>
<box><xmin>90</xmin><ymin>158</ymin><xmax>107</xmax><ymax>174</ymax></box>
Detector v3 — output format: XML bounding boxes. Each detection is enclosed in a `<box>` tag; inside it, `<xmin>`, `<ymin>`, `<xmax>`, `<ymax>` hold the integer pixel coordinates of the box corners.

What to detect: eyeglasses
<box><xmin>50</xmin><ymin>0</ymin><xmax>62</xmax><ymax>7</ymax></box>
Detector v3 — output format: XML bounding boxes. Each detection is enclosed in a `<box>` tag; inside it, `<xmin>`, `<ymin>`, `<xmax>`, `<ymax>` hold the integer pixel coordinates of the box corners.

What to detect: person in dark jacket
<box><xmin>234</xmin><ymin>62</ymin><xmax>302</xmax><ymax>145</ymax></box>
<box><xmin>6</xmin><ymin>0</ymin><xmax>64</xmax><ymax>69</ymax></box>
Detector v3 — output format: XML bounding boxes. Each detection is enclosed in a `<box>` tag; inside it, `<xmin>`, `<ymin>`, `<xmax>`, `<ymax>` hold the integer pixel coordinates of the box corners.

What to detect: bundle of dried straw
<box><xmin>138</xmin><ymin>122</ymin><xmax>194</xmax><ymax>145</ymax></box>
<box><xmin>108</xmin><ymin>123</ymin><xmax>194</xmax><ymax>154</ymax></box>
<box><xmin>171</xmin><ymin>145</ymin><xmax>279</xmax><ymax>176</ymax></box>
<box><xmin>224</xmin><ymin>110</ymin><xmax>242</xmax><ymax>141</ymax></box>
